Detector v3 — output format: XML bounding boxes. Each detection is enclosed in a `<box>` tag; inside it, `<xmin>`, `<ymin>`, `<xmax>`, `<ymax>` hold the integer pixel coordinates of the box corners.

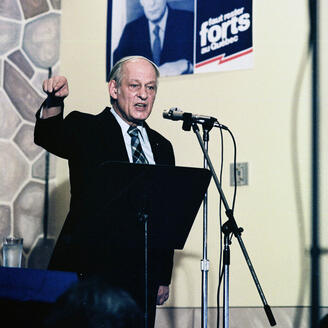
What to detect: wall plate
<box><xmin>230</xmin><ymin>162</ymin><xmax>248</xmax><ymax>186</ymax></box>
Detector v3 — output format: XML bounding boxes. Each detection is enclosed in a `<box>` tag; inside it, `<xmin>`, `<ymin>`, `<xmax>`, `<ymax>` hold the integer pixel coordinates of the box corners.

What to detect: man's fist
<box><xmin>41</xmin><ymin>76</ymin><xmax>69</xmax><ymax>118</ymax></box>
<box><xmin>43</xmin><ymin>76</ymin><xmax>69</xmax><ymax>99</ymax></box>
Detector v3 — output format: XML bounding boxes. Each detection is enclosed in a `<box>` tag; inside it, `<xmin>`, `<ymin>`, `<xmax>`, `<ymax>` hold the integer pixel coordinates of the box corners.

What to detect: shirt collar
<box><xmin>110</xmin><ymin>108</ymin><xmax>146</xmax><ymax>140</ymax></box>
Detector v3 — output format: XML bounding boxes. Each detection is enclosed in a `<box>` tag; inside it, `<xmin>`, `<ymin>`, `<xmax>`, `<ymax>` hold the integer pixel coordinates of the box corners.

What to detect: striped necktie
<box><xmin>127</xmin><ymin>126</ymin><xmax>149</xmax><ymax>164</ymax></box>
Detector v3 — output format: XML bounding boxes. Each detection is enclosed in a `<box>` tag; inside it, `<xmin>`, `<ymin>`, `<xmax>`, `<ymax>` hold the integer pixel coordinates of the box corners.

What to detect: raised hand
<box><xmin>41</xmin><ymin>76</ymin><xmax>69</xmax><ymax>118</ymax></box>
<box><xmin>43</xmin><ymin>76</ymin><xmax>69</xmax><ymax>99</ymax></box>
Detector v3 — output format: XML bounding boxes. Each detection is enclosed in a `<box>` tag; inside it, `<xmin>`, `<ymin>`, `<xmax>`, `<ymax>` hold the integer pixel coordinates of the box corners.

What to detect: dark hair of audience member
<box><xmin>44</xmin><ymin>277</ymin><xmax>142</xmax><ymax>328</ymax></box>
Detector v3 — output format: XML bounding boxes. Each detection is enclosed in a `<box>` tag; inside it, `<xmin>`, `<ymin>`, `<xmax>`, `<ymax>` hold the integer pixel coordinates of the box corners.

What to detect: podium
<box><xmin>88</xmin><ymin>162</ymin><xmax>212</xmax><ymax>249</ymax></box>
<box><xmin>77</xmin><ymin>162</ymin><xmax>212</xmax><ymax>326</ymax></box>
<box><xmin>74</xmin><ymin>162</ymin><xmax>212</xmax><ymax>259</ymax></box>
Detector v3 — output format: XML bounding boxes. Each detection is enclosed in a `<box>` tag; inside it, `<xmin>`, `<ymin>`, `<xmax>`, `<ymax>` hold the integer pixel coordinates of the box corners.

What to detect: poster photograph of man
<box><xmin>108</xmin><ymin>0</ymin><xmax>195</xmax><ymax>77</ymax></box>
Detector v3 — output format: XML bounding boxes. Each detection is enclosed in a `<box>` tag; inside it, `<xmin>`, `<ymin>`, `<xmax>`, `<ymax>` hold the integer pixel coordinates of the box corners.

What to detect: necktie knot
<box><xmin>153</xmin><ymin>25</ymin><xmax>160</xmax><ymax>37</ymax></box>
<box><xmin>127</xmin><ymin>126</ymin><xmax>139</xmax><ymax>138</ymax></box>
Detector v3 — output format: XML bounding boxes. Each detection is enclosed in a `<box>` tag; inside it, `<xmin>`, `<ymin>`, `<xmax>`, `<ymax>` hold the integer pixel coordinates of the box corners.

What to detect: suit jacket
<box><xmin>113</xmin><ymin>6</ymin><xmax>194</xmax><ymax>68</ymax></box>
<box><xmin>34</xmin><ymin>107</ymin><xmax>175</xmax><ymax>287</ymax></box>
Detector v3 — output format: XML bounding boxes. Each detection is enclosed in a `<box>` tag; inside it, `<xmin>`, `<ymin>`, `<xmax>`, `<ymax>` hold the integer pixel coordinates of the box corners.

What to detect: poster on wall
<box><xmin>106</xmin><ymin>0</ymin><xmax>252</xmax><ymax>79</ymax></box>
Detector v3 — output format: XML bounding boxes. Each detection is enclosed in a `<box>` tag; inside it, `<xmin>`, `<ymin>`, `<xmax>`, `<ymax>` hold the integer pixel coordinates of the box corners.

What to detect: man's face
<box><xmin>140</xmin><ymin>0</ymin><xmax>167</xmax><ymax>22</ymax></box>
<box><xmin>109</xmin><ymin>59</ymin><xmax>158</xmax><ymax>125</ymax></box>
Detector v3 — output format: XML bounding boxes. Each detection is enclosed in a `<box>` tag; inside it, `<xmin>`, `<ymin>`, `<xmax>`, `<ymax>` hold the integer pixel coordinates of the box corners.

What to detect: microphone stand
<box><xmin>201</xmin><ymin>124</ymin><xmax>212</xmax><ymax>328</ymax></box>
<box><xmin>181</xmin><ymin>115</ymin><xmax>276</xmax><ymax>327</ymax></box>
<box><xmin>138</xmin><ymin>211</ymin><xmax>149</xmax><ymax>328</ymax></box>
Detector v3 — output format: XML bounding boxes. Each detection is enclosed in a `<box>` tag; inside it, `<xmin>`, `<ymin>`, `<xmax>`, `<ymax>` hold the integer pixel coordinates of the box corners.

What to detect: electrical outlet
<box><xmin>230</xmin><ymin>162</ymin><xmax>248</xmax><ymax>186</ymax></box>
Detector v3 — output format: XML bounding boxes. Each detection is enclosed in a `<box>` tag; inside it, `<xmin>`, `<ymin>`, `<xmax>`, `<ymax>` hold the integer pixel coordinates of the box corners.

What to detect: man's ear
<box><xmin>108</xmin><ymin>80</ymin><xmax>118</xmax><ymax>100</ymax></box>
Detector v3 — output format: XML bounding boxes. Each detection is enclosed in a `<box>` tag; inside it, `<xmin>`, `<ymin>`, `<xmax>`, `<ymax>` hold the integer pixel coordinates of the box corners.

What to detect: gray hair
<box><xmin>109</xmin><ymin>56</ymin><xmax>160</xmax><ymax>104</ymax></box>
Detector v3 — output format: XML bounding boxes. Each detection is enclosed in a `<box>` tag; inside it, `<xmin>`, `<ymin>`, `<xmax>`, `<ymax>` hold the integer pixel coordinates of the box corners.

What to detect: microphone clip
<box><xmin>182</xmin><ymin>112</ymin><xmax>216</xmax><ymax>132</ymax></box>
<box><xmin>182</xmin><ymin>113</ymin><xmax>193</xmax><ymax>131</ymax></box>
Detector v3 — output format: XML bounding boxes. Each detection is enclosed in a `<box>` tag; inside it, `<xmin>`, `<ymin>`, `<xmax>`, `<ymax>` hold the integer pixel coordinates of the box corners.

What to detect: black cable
<box><xmin>290</xmin><ymin>41</ymin><xmax>311</xmax><ymax>328</ymax></box>
<box><xmin>290</xmin><ymin>1</ymin><xmax>320</xmax><ymax>327</ymax></box>
<box><xmin>216</xmin><ymin>124</ymin><xmax>238</xmax><ymax>328</ymax></box>
<box><xmin>216</xmin><ymin>125</ymin><xmax>224</xmax><ymax>328</ymax></box>
<box><xmin>226</xmin><ymin>128</ymin><xmax>238</xmax><ymax>213</ymax></box>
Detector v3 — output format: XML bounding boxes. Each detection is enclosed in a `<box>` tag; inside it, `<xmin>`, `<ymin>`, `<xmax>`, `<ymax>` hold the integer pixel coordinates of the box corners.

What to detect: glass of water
<box><xmin>2</xmin><ymin>237</ymin><xmax>23</xmax><ymax>268</ymax></box>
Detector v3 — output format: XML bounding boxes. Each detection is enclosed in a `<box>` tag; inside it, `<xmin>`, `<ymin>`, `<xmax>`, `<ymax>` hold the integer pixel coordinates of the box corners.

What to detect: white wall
<box><xmin>54</xmin><ymin>0</ymin><xmax>328</xmax><ymax>308</ymax></box>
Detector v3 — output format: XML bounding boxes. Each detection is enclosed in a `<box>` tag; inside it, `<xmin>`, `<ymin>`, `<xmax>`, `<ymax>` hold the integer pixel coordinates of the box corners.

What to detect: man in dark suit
<box><xmin>113</xmin><ymin>0</ymin><xmax>194</xmax><ymax>76</ymax></box>
<box><xmin>34</xmin><ymin>56</ymin><xmax>175</xmax><ymax>327</ymax></box>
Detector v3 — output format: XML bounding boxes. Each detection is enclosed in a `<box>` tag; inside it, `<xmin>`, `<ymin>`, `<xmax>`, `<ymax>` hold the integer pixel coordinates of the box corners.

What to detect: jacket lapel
<box><xmin>145</xmin><ymin>123</ymin><xmax>162</xmax><ymax>164</ymax></box>
<box><xmin>99</xmin><ymin>108</ymin><xmax>129</xmax><ymax>163</ymax></box>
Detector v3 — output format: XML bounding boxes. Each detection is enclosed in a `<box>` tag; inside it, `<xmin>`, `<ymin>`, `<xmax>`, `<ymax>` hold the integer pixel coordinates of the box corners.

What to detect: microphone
<box><xmin>163</xmin><ymin>107</ymin><xmax>228</xmax><ymax>129</ymax></box>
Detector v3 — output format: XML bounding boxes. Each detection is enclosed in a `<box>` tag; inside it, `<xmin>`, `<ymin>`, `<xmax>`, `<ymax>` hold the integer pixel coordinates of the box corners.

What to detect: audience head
<box><xmin>44</xmin><ymin>277</ymin><xmax>142</xmax><ymax>328</ymax></box>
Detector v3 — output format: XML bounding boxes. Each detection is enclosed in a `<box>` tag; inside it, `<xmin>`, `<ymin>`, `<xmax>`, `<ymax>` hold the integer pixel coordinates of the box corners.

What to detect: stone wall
<box><xmin>0</xmin><ymin>0</ymin><xmax>61</xmax><ymax>269</ymax></box>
